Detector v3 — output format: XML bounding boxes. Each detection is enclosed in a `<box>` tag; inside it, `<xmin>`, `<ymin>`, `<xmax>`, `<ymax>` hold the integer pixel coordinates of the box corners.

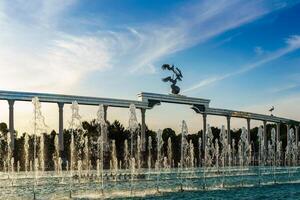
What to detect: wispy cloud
<box><xmin>269</xmin><ymin>72</ymin><xmax>300</xmax><ymax>93</ymax></box>
<box><xmin>269</xmin><ymin>83</ymin><xmax>300</xmax><ymax>93</ymax></box>
<box><xmin>128</xmin><ymin>0</ymin><xmax>281</xmax><ymax>73</ymax></box>
<box><xmin>254</xmin><ymin>46</ymin><xmax>265</xmax><ymax>55</ymax></box>
<box><xmin>0</xmin><ymin>0</ymin><xmax>296</xmax><ymax>93</ymax></box>
<box><xmin>184</xmin><ymin>35</ymin><xmax>300</xmax><ymax>93</ymax></box>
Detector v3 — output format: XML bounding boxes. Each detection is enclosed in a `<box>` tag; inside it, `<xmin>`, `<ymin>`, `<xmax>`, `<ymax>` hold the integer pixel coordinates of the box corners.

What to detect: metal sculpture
<box><xmin>161</xmin><ymin>64</ymin><xmax>183</xmax><ymax>94</ymax></box>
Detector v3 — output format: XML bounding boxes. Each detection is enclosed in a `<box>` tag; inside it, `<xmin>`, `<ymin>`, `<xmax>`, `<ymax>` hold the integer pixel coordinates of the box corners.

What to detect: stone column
<box><xmin>286</xmin><ymin>124</ymin><xmax>291</xmax><ymax>144</ymax></box>
<box><xmin>202</xmin><ymin>113</ymin><xmax>207</xmax><ymax>151</ymax></box>
<box><xmin>227</xmin><ymin>116</ymin><xmax>231</xmax><ymax>145</ymax></box>
<box><xmin>58</xmin><ymin>103</ymin><xmax>64</xmax><ymax>151</ymax></box>
<box><xmin>276</xmin><ymin>123</ymin><xmax>280</xmax><ymax>144</ymax></box>
<box><xmin>103</xmin><ymin>105</ymin><xmax>108</xmax><ymax>122</ymax></box>
<box><xmin>8</xmin><ymin>100</ymin><xmax>15</xmax><ymax>150</ymax></box>
<box><xmin>247</xmin><ymin>118</ymin><xmax>251</xmax><ymax>143</ymax></box>
<box><xmin>103</xmin><ymin>105</ymin><xmax>108</xmax><ymax>146</ymax></box>
<box><xmin>263</xmin><ymin>121</ymin><xmax>267</xmax><ymax>148</ymax></box>
<box><xmin>141</xmin><ymin>108</ymin><xmax>146</xmax><ymax>151</ymax></box>
<box><xmin>296</xmin><ymin>126</ymin><xmax>299</xmax><ymax>146</ymax></box>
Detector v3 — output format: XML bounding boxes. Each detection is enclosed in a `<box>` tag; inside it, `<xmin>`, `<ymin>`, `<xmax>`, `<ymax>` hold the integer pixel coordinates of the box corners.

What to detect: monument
<box><xmin>161</xmin><ymin>64</ymin><xmax>183</xmax><ymax>94</ymax></box>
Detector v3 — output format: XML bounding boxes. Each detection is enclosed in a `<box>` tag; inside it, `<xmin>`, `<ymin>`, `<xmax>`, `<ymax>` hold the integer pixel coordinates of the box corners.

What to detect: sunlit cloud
<box><xmin>0</xmin><ymin>0</ymin><xmax>295</xmax><ymax>93</ymax></box>
<box><xmin>0</xmin><ymin>0</ymin><xmax>299</xmax><ymax>133</ymax></box>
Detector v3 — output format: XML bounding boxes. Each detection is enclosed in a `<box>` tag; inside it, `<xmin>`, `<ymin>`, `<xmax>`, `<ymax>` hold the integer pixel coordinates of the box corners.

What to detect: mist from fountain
<box><xmin>137</xmin><ymin>135</ymin><xmax>141</xmax><ymax>170</ymax></box>
<box><xmin>205</xmin><ymin>124</ymin><xmax>213</xmax><ymax>167</ymax></box>
<box><xmin>167</xmin><ymin>137</ymin><xmax>173</xmax><ymax>168</ymax></box>
<box><xmin>111</xmin><ymin>140</ymin><xmax>118</xmax><ymax>180</ymax></box>
<box><xmin>156</xmin><ymin>129</ymin><xmax>163</xmax><ymax>192</ymax></box>
<box><xmin>189</xmin><ymin>140</ymin><xmax>195</xmax><ymax>168</ymax></box>
<box><xmin>124</xmin><ymin>139</ymin><xmax>129</xmax><ymax>170</ymax></box>
<box><xmin>286</xmin><ymin>128</ymin><xmax>295</xmax><ymax>166</ymax></box>
<box><xmin>6</xmin><ymin>133</ymin><xmax>12</xmax><ymax>174</ymax></box>
<box><xmin>258</xmin><ymin>126</ymin><xmax>264</xmax><ymax>167</ymax></box>
<box><xmin>54</xmin><ymin>134</ymin><xmax>60</xmax><ymax>174</ymax></box>
<box><xmin>267</xmin><ymin>128</ymin><xmax>276</xmax><ymax>166</ymax></box>
<box><xmin>128</xmin><ymin>104</ymin><xmax>139</xmax><ymax>170</ymax></box>
<box><xmin>147</xmin><ymin>136</ymin><xmax>152</xmax><ymax>180</ymax></box>
<box><xmin>39</xmin><ymin>134</ymin><xmax>45</xmax><ymax>172</ymax></box>
<box><xmin>31</xmin><ymin>97</ymin><xmax>47</xmax><ymax>199</ymax></box>
<box><xmin>198</xmin><ymin>137</ymin><xmax>202</xmax><ymax>167</ymax></box>
<box><xmin>220</xmin><ymin>125</ymin><xmax>228</xmax><ymax>167</ymax></box>
<box><xmin>96</xmin><ymin>104</ymin><xmax>108</xmax><ymax>194</ymax></box>
<box><xmin>84</xmin><ymin>135</ymin><xmax>89</xmax><ymax>174</ymax></box>
<box><xmin>215</xmin><ymin>139</ymin><xmax>219</xmax><ymax>169</ymax></box>
<box><xmin>180</xmin><ymin>120</ymin><xmax>188</xmax><ymax>169</ymax></box>
<box><xmin>4</xmin><ymin>98</ymin><xmax>300</xmax><ymax>199</ymax></box>
<box><xmin>239</xmin><ymin>127</ymin><xmax>250</xmax><ymax>167</ymax></box>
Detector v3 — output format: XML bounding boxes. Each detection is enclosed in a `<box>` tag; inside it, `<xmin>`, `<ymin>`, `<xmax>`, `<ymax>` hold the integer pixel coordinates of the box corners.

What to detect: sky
<box><xmin>0</xmin><ymin>0</ymin><xmax>300</xmax><ymax>135</ymax></box>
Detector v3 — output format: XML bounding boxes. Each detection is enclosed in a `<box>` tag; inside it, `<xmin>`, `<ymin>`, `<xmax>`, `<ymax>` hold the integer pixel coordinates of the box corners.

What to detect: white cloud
<box><xmin>184</xmin><ymin>35</ymin><xmax>300</xmax><ymax>93</ymax></box>
<box><xmin>254</xmin><ymin>46</ymin><xmax>264</xmax><ymax>55</ymax></box>
<box><xmin>0</xmin><ymin>1</ymin><xmax>113</xmax><ymax>92</ymax></box>
<box><xmin>0</xmin><ymin>0</ymin><xmax>299</xmax><ymax>133</ymax></box>
<box><xmin>269</xmin><ymin>83</ymin><xmax>300</xmax><ymax>94</ymax></box>
<box><xmin>128</xmin><ymin>0</ymin><xmax>273</xmax><ymax>73</ymax></box>
<box><xmin>0</xmin><ymin>0</ymin><xmax>295</xmax><ymax>92</ymax></box>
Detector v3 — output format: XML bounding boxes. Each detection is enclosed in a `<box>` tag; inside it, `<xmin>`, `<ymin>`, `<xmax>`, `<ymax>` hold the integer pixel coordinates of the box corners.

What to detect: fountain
<box><xmin>96</xmin><ymin>104</ymin><xmax>108</xmax><ymax>195</ymax></box>
<box><xmin>147</xmin><ymin>136</ymin><xmax>152</xmax><ymax>178</ymax></box>
<box><xmin>31</xmin><ymin>97</ymin><xmax>48</xmax><ymax>199</ymax></box>
<box><xmin>205</xmin><ymin>124</ymin><xmax>214</xmax><ymax>167</ymax></box>
<box><xmin>39</xmin><ymin>133</ymin><xmax>45</xmax><ymax>172</ymax></box>
<box><xmin>128</xmin><ymin>104</ymin><xmax>139</xmax><ymax>167</ymax></box>
<box><xmin>110</xmin><ymin>140</ymin><xmax>118</xmax><ymax>180</ymax></box>
<box><xmin>167</xmin><ymin>137</ymin><xmax>173</xmax><ymax>168</ymax></box>
<box><xmin>124</xmin><ymin>139</ymin><xmax>129</xmax><ymax>169</ymax></box>
<box><xmin>156</xmin><ymin>129</ymin><xmax>163</xmax><ymax>192</ymax></box>
<box><xmin>2</xmin><ymin>98</ymin><xmax>300</xmax><ymax>200</ymax></box>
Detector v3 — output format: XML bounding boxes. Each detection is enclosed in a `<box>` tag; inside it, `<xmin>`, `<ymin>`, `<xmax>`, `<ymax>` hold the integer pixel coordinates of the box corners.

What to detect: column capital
<box><xmin>247</xmin><ymin>118</ymin><xmax>251</xmax><ymax>122</ymax></box>
<box><xmin>141</xmin><ymin>108</ymin><xmax>146</xmax><ymax>114</ymax></box>
<box><xmin>57</xmin><ymin>102</ymin><xmax>64</xmax><ymax>108</ymax></box>
<box><xmin>226</xmin><ymin>115</ymin><xmax>231</xmax><ymax>120</ymax></box>
<box><xmin>8</xmin><ymin>99</ymin><xmax>15</xmax><ymax>107</ymax></box>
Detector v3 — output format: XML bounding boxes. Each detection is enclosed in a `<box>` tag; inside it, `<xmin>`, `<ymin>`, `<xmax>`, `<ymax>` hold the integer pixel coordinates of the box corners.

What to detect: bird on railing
<box><xmin>269</xmin><ymin>106</ymin><xmax>274</xmax><ymax>116</ymax></box>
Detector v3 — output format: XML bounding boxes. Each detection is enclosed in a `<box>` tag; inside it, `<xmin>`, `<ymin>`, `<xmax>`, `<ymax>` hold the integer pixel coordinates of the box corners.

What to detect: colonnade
<box><xmin>201</xmin><ymin>113</ymin><xmax>300</xmax><ymax>151</ymax></box>
<box><xmin>3</xmin><ymin>97</ymin><xmax>299</xmax><ymax>155</ymax></box>
<box><xmin>4</xmin><ymin>100</ymin><xmax>147</xmax><ymax>152</ymax></box>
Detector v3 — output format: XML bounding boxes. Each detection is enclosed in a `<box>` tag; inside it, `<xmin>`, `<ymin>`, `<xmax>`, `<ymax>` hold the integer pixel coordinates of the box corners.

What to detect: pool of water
<box><xmin>1</xmin><ymin>166</ymin><xmax>300</xmax><ymax>199</ymax></box>
<box><xmin>130</xmin><ymin>183</ymin><xmax>300</xmax><ymax>200</ymax></box>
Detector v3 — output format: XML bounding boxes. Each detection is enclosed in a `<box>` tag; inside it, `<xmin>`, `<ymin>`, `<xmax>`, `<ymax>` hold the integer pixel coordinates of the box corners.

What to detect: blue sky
<box><xmin>0</xmin><ymin>0</ymin><xmax>300</xmax><ymax>134</ymax></box>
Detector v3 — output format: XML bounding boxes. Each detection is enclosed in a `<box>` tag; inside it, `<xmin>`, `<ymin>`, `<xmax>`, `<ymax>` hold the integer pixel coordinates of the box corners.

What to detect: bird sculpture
<box><xmin>161</xmin><ymin>64</ymin><xmax>183</xmax><ymax>94</ymax></box>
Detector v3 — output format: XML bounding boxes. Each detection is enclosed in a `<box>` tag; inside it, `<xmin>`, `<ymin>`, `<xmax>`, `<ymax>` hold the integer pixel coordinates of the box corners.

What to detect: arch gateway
<box><xmin>1</xmin><ymin>90</ymin><xmax>299</xmax><ymax>152</ymax></box>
